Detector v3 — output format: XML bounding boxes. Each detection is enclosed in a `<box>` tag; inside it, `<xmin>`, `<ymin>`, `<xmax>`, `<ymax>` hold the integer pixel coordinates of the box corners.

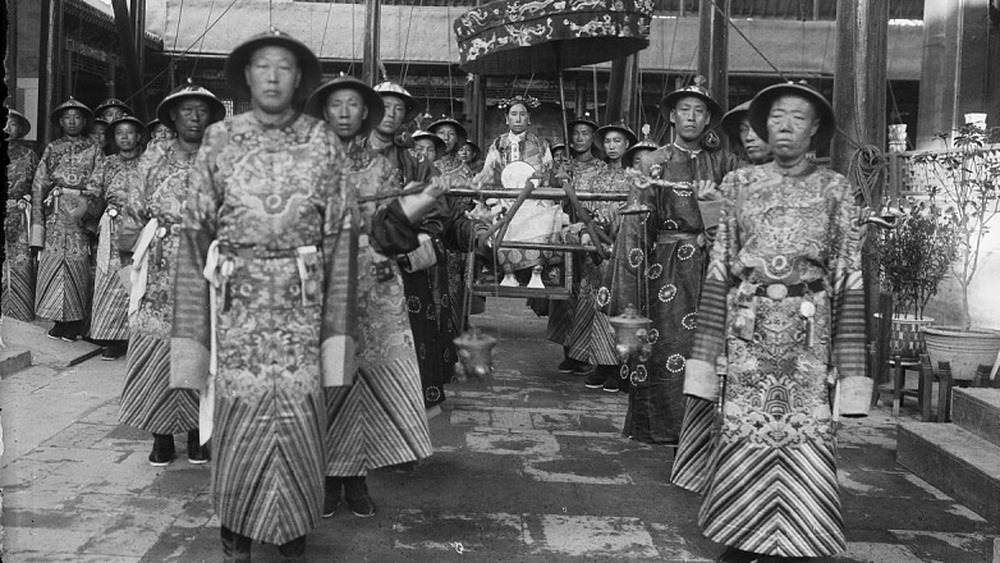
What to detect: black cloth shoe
<box><xmin>603</xmin><ymin>375</ymin><xmax>621</xmax><ymax>393</ymax></box>
<box><xmin>572</xmin><ymin>362</ymin><xmax>596</xmax><ymax>376</ymax></box>
<box><xmin>584</xmin><ymin>370</ymin><xmax>605</xmax><ymax>389</ymax></box>
<box><xmin>46</xmin><ymin>323</ymin><xmax>66</xmax><ymax>340</ymax></box>
<box><xmin>101</xmin><ymin>342</ymin><xmax>127</xmax><ymax>361</ymax></box>
<box><xmin>187</xmin><ymin>430</ymin><xmax>210</xmax><ymax>464</ymax></box>
<box><xmin>221</xmin><ymin>526</ymin><xmax>252</xmax><ymax>563</ymax></box>
<box><xmin>148</xmin><ymin>433</ymin><xmax>176</xmax><ymax>466</ymax></box>
<box><xmin>323</xmin><ymin>477</ymin><xmax>343</xmax><ymax>518</ymax></box>
<box><xmin>716</xmin><ymin>546</ymin><xmax>761</xmax><ymax>563</ymax></box>
<box><xmin>277</xmin><ymin>536</ymin><xmax>306</xmax><ymax>558</ymax></box>
<box><xmin>343</xmin><ymin>476</ymin><xmax>376</xmax><ymax>517</ymax></box>
<box><xmin>557</xmin><ymin>357</ymin><xmax>580</xmax><ymax>373</ymax></box>
<box><xmin>60</xmin><ymin>320</ymin><xmax>84</xmax><ymax>342</ymax></box>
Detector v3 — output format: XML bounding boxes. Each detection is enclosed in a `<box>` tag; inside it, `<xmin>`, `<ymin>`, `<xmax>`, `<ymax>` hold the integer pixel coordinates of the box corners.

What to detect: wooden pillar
<box><xmin>832</xmin><ymin>0</ymin><xmax>889</xmax><ymax>381</ymax></box>
<box><xmin>362</xmin><ymin>0</ymin><xmax>381</xmax><ymax>86</ymax></box>
<box><xmin>698</xmin><ymin>0</ymin><xmax>729</xmax><ymax>112</ymax></box>
<box><xmin>6</xmin><ymin>0</ymin><xmax>18</xmax><ymax>107</ymax></box>
<box><xmin>131</xmin><ymin>0</ymin><xmax>146</xmax><ymax>81</ymax></box>
<box><xmin>604</xmin><ymin>55</ymin><xmax>641</xmax><ymax>128</ymax></box>
<box><xmin>832</xmin><ymin>0</ymin><xmax>887</xmax><ymax>170</ymax></box>
<box><xmin>112</xmin><ymin>0</ymin><xmax>149</xmax><ymax>121</ymax></box>
<box><xmin>38</xmin><ymin>0</ymin><xmax>64</xmax><ymax>142</ymax></box>
<box><xmin>916</xmin><ymin>0</ymin><xmax>1000</xmax><ymax>148</ymax></box>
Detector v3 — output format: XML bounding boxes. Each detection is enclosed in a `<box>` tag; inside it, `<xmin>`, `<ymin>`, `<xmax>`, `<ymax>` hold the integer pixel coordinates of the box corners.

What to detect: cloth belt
<box><xmin>199</xmin><ymin>240</ymin><xmax>225</xmax><ymax>445</ymax></box>
<box><xmin>656</xmin><ymin>230</ymin><xmax>705</xmax><ymax>245</ymax></box>
<box><xmin>97</xmin><ymin>210</ymin><xmax>115</xmax><ymax>273</ymax></box>
<box><xmin>750</xmin><ymin>278</ymin><xmax>826</xmax><ymax>300</ymax></box>
<box><xmin>218</xmin><ymin>244</ymin><xmax>304</xmax><ymax>261</ymax></box>
<box><xmin>128</xmin><ymin>218</ymin><xmax>159</xmax><ymax>315</ymax></box>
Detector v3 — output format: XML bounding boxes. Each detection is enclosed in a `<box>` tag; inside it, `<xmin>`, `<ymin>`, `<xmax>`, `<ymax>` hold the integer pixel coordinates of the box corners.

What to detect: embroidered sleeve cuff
<box><xmin>322</xmin><ymin>335</ymin><xmax>356</xmax><ymax>387</ymax></box>
<box><xmin>683</xmin><ymin>358</ymin><xmax>720</xmax><ymax>401</ymax></box>
<box><xmin>169</xmin><ymin>337</ymin><xmax>209</xmax><ymax>391</ymax></box>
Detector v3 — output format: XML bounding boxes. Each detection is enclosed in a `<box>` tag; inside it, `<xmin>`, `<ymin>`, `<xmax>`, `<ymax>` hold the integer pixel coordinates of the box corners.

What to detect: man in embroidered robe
<box><xmin>170</xmin><ymin>31</ymin><xmax>449</xmax><ymax>561</ymax></box>
<box><xmin>117</xmin><ymin>83</ymin><xmax>226</xmax><ymax>468</ymax></box>
<box><xmin>31</xmin><ymin>97</ymin><xmax>103</xmax><ymax>342</ymax></box>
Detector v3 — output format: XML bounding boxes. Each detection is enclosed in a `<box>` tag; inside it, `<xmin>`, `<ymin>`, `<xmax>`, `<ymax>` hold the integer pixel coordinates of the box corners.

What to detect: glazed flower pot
<box><xmin>876</xmin><ymin>314</ymin><xmax>935</xmax><ymax>361</ymax></box>
<box><xmin>922</xmin><ymin>326</ymin><xmax>1000</xmax><ymax>381</ymax></box>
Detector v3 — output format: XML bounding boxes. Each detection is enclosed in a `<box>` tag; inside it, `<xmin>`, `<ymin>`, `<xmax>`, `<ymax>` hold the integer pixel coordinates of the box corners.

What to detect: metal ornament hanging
<box><xmin>453</xmin><ymin>327</ymin><xmax>499</xmax><ymax>384</ymax></box>
<box><xmin>609</xmin><ymin>303</ymin><xmax>653</xmax><ymax>363</ymax></box>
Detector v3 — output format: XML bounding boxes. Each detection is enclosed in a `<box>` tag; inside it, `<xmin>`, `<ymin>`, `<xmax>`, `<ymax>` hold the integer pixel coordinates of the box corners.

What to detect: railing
<box><xmin>887</xmin><ymin>145</ymin><xmax>1000</xmax><ymax>202</ymax></box>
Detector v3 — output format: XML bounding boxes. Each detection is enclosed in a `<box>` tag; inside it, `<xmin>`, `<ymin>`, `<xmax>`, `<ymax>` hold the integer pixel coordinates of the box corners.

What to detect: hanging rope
<box><xmin>172</xmin><ymin>0</ymin><xmax>185</xmax><ymax>52</ymax></box>
<box><xmin>400</xmin><ymin>0</ymin><xmax>423</xmax><ymax>84</ymax></box>
<box><xmin>319</xmin><ymin>1</ymin><xmax>335</xmax><ymax>59</ymax></box>
<box><xmin>848</xmin><ymin>145</ymin><xmax>887</xmax><ymax>210</ymax></box>
<box><xmin>189</xmin><ymin>0</ymin><xmax>217</xmax><ymax>79</ymax></box>
<box><xmin>121</xmin><ymin>0</ymin><xmax>241</xmax><ymax>106</ymax></box>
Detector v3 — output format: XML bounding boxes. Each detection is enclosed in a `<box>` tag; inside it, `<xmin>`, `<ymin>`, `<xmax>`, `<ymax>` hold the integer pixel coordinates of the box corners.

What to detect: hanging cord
<box><xmin>399</xmin><ymin>0</ymin><xmax>422</xmax><ymax>84</ymax></box>
<box><xmin>319</xmin><ymin>1</ymin><xmax>335</xmax><ymax>59</ymax></box>
<box><xmin>848</xmin><ymin>145</ymin><xmax>887</xmax><ymax>210</ymax></box>
<box><xmin>348</xmin><ymin>1</ymin><xmax>357</xmax><ymax>75</ymax></box>
<box><xmin>189</xmin><ymin>0</ymin><xmax>217</xmax><ymax>79</ymax></box>
<box><xmin>172</xmin><ymin>0</ymin><xmax>185</xmax><ymax>52</ymax></box>
<box><xmin>121</xmin><ymin>0</ymin><xmax>241</xmax><ymax>106</ymax></box>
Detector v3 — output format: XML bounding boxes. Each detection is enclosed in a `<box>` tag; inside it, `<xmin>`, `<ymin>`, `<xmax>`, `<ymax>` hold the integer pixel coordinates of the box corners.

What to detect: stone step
<box><xmin>0</xmin><ymin>319</ymin><xmax>101</xmax><ymax>369</ymax></box>
<box><xmin>952</xmin><ymin>388</ymin><xmax>1000</xmax><ymax>448</ymax></box>
<box><xmin>897</xmin><ymin>421</ymin><xmax>1000</xmax><ymax>524</ymax></box>
<box><xmin>0</xmin><ymin>348</ymin><xmax>32</xmax><ymax>378</ymax></box>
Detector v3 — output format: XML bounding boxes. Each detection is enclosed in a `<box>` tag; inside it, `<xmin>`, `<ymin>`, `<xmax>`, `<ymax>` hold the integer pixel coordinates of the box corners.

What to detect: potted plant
<box><xmin>911</xmin><ymin>122</ymin><xmax>1000</xmax><ymax>379</ymax></box>
<box><xmin>873</xmin><ymin>197</ymin><xmax>959</xmax><ymax>360</ymax></box>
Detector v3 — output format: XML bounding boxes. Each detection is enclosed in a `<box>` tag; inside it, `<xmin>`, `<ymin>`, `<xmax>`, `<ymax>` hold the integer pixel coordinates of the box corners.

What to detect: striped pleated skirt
<box><xmin>211</xmin><ymin>255</ymin><xmax>326</xmax><ymax>546</ymax></box>
<box><xmin>118</xmin><ymin>332</ymin><xmax>199</xmax><ymax>434</ymax></box>
<box><xmin>35</xmin><ymin>248</ymin><xmax>91</xmax><ymax>322</ymax></box>
<box><xmin>325</xmin><ymin>356</ymin><xmax>433</xmax><ymax>476</ymax></box>
<box><xmin>90</xmin><ymin>235</ymin><xmax>129</xmax><ymax>340</ymax></box>
<box><xmin>669</xmin><ymin>396</ymin><xmax>717</xmax><ymax>492</ymax></box>
<box><xmin>2</xmin><ymin>233</ymin><xmax>36</xmax><ymax>322</ymax></box>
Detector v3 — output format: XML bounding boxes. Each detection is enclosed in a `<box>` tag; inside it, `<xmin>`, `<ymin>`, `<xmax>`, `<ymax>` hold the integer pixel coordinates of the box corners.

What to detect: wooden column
<box><xmin>130</xmin><ymin>0</ymin><xmax>146</xmax><ymax>81</ymax></box>
<box><xmin>38</xmin><ymin>0</ymin><xmax>64</xmax><ymax>142</ymax></box>
<box><xmin>112</xmin><ymin>0</ymin><xmax>149</xmax><ymax>120</ymax></box>
<box><xmin>832</xmin><ymin>0</ymin><xmax>888</xmax><ymax>170</ymax></box>
<box><xmin>916</xmin><ymin>0</ymin><xmax>1000</xmax><ymax>148</ymax></box>
<box><xmin>698</xmin><ymin>0</ymin><xmax>729</xmax><ymax>112</ymax></box>
<box><xmin>6</xmin><ymin>0</ymin><xmax>18</xmax><ymax>107</ymax></box>
<box><xmin>362</xmin><ymin>0</ymin><xmax>381</xmax><ymax>86</ymax></box>
<box><xmin>605</xmin><ymin>54</ymin><xmax>638</xmax><ymax>126</ymax></box>
<box><xmin>832</xmin><ymin>0</ymin><xmax>889</xmax><ymax>382</ymax></box>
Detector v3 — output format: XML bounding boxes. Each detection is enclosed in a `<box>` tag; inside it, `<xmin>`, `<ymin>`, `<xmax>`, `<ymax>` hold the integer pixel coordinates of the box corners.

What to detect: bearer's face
<box><xmin>60</xmin><ymin>109</ymin><xmax>86</xmax><ymax>137</ymax></box>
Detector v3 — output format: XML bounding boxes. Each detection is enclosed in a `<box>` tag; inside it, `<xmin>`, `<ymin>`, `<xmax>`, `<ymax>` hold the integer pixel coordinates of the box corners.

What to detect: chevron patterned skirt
<box><xmin>325</xmin><ymin>357</ymin><xmax>433</xmax><ymax>476</ymax></box>
<box><xmin>211</xmin><ymin>255</ymin><xmax>326</xmax><ymax>546</ymax></box>
<box><xmin>90</xmin><ymin>238</ymin><xmax>129</xmax><ymax>340</ymax></box>
<box><xmin>669</xmin><ymin>396</ymin><xmax>717</xmax><ymax>493</ymax></box>
<box><xmin>697</xmin><ymin>290</ymin><xmax>844</xmax><ymax>558</ymax></box>
<box><xmin>119</xmin><ymin>332</ymin><xmax>199</xmax><ymax>434</ymax></box>
<box><xmin>2</xmin><ymin>235</ymin><xmax>35</xmax><ymax>322</ymax></box>
<box><xmin>35</xmin><ymin>249</ymin><xmax>91</xmax><ymax>322</ymax></box>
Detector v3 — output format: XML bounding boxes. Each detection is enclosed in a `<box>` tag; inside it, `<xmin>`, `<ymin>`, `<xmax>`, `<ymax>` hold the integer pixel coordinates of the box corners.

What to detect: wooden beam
<box><xmin>698</xmin><ymin>0</ymin><xmax>729</xmax><ymax>113</ymax></box>
<box><xmin>38</xmin><ymin>0</ymin><xmax>64</xmax><ymax>143</ymax></box>
<box><xmin>362</xmin><ymin>0</ymin><xmax>381</xmax><ymax>86</ymax></box>
<box><xmin>111</xmin><ymin>0</ymin><xmax>149</xmax><ymax>121</ymax></box>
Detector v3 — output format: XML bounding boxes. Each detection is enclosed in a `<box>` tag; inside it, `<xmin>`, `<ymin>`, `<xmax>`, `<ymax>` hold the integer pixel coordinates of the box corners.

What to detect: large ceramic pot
<box><xmin>922</xmin><ymin>326</ymin><xmax>1000</xmax><ymax>381</ymax></box>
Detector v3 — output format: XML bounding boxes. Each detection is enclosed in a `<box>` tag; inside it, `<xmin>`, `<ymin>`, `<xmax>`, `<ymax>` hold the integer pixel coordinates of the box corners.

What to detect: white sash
<box><xmin>128</xmin><ymin>218</ymin><xmax>159</xmax><ymax>315</ymax></box>
<box><xmin>198</xmin><ymin>240</ymin><xmax>224</xmax><ymax>444</ymax></box>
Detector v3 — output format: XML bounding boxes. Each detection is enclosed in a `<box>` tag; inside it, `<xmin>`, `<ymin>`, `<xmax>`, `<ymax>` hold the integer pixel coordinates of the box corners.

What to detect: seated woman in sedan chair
<box><xmin>473</xmin><ymin>95</ymin><xmax>567</xmax><ymax>289</ymax></box>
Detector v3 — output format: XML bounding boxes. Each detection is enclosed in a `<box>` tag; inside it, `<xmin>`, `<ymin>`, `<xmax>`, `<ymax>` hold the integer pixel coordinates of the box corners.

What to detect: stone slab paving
<box><xmin>2</xmin><ymin>300</ymin><xmax>999</xmax><ymax>562</ymax></box>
